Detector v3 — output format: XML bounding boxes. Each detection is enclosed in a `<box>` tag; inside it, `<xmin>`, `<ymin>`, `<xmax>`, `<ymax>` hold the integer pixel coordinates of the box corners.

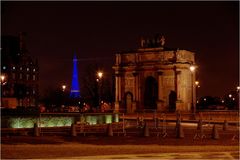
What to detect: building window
<box><xmin>12</xmin><ymin>73</ymin><xmax>16</xmax><ymax>80</ymax></box>
<box><xmin>33</xmin><ymin>75</ymin><xmax>36</xmax><ymax>81</ymax></box>
<box><xmin>19</xmin><ymin>73</ymin><xmax>23</xmax><ymax>79</ymax></box>
<box><xmin>26</xmin><ymin>74</ymin><xmax>30</xmax><ymax>80</ymax></box>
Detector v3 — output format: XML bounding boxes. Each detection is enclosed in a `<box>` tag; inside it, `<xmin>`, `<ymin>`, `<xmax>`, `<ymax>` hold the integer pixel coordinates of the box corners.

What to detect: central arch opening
<box><xmin>144</xmin><ymin>76</ymin><xmax>158</xmax><ymax>110</ymax></box>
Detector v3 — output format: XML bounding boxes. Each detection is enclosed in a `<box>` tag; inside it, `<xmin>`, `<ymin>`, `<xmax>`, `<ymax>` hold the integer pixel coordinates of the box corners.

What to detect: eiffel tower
<box><xmin>70</xmin><ymin>53</ymin><xmax>80</xmax><ymax>98</ymax></box>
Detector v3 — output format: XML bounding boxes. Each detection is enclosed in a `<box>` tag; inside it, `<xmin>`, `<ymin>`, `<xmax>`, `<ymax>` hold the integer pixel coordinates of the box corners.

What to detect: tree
<box><xmin>81</xmin><ymin>64</ymin><xmax>114</xmax><ymax>109</ymax></box>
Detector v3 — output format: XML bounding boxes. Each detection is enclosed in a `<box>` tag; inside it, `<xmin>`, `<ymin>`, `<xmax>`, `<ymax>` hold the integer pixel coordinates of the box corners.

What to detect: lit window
<box><xmin>3</xmin><ymin>66</ymin><xmax>6</xmax><ymax>70</ymax></box>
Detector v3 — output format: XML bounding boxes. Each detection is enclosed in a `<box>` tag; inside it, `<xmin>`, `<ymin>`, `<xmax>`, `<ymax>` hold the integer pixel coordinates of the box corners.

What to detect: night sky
<box><xmin>2</xmin><ymin>1</ymin><xmax>239</xmax><ymax>98</ymax></box>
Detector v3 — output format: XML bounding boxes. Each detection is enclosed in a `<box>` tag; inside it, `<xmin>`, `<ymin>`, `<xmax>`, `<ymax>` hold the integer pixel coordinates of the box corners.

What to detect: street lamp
<box><xmin>189</xmin><ymin>65</ymin><xmax>196</xmax><ymax>119</ymax></box>
<box><xmin>195</xmin><ymin>81</ymin><xmax>199</xmax><ymax>86</ymax></box>
<box><xmin>62</xmin><ymin>85</ymin><xmax>66</xmax><ymax>92</ymax></box>
<box><xmin>97</xmin><ymin>71</ymin><xmax>103</xmax><ymax>110</ymax></box>
<box><xmin>237</xmin><ymin>86</ymin><xmax>240</xmax><ymax>91</ymax></box>
<box><xmin>1</xmin><ymin>75</ymin><xmax>6</xmax><ymax>85</ymax></box>
<box><xmin>1</xmin><ymin>75</ymin><xmax>6</xmax><ymax>107</ymax></box>
<box><xmin>1</xmin><ymin>75</ymin><xmax>5</xmax><ymax>81</ymax></box>
<box><xmin>97</xmin><ymin>72</ymin><xmax>103</xmax><ymax>79</ymax></box>
<box><xmin>61</xmin><ymin>85</ymin><xmax>66</xmax><ymax>108</ymax></box>
<box><xmin>237</xmin><ymin>86</ymin><xmax>240</xmax><ymax>109</ymax></box>
<box><xmin>195</xmin><ymin>81</ymin><xmax>200</xmax><ymax>109</ymax></box>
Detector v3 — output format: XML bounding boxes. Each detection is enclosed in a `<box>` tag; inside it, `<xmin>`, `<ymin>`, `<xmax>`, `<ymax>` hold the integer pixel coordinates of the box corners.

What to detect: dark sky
<box><xmin>2</xmin><ymin>1</ymin><xmax>239</xmax><ymax>98</ymax></box>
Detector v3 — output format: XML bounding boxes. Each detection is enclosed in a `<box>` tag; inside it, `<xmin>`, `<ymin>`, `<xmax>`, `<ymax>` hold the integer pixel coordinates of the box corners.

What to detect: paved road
<box><xmin>68</xmin><ymin>152</ymin><xmax>239</xmax><ymax>159</ymax></box>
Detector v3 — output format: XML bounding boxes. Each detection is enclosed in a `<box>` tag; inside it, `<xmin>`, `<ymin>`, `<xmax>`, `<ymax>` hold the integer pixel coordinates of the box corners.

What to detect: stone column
<box><xmin>132</xmin><ymin>71</ymin><xmax>138</xmax><ymax>112</ymax></box>
<box><xmin>157</xmin><ymin>70</ymin><xmax>164</xmax><ymax>111</ymax></box>
<box><xmin>175</xmin><ymin>68</ymin><xmax>183</xmax><ymax>111</ymax></box>
<box><xmin>192</xmin><ymin>71</ymin><xmax>196</xmax><ymax>115</ymax></box>
<box><xmin>114</xmin><ymin>73</ymin><xmax>121</xmax><ymax>113</ymax></box>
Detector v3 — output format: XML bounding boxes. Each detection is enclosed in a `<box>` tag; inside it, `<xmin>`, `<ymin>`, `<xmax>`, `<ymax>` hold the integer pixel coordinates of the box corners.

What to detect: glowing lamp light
<box><xmin>97</xmin><ymin>71</ymin><xmax>103</xmax><ymax>79</ymax></box>
<box><xmin>1</xmin><ymin>75</ymin><xmax>5</xmax><ymax>81</ymax></box>
<box><xmin>229</xmin><ymin>94</ymin><xmax>232</xmax><ymax>98</ymax></box>
<box><xmin>190</xmin><ymin>65</ymin><xmax>196</xmax><ymax>72</ymax></box>
<box><xmin>195</xmin><ymin>81</ymin><xmax>199</xmax><ymax>86</ymax></box>
<box><xmin>62</xmin><ymin>85</ymin><xmax>66</xmax><ymax>91</ymax></box>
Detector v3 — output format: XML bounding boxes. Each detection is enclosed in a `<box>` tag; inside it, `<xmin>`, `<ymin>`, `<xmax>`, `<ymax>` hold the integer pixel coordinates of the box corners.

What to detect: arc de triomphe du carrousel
<box><xmin>113</xmin><ymin>35</ymin><xmax>197</xmax><ymax>114</ymax></box>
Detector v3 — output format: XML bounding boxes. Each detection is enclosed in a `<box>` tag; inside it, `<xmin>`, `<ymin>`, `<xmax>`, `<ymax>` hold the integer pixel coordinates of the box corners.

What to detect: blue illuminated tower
<box><xmin>70</xmin><ymin>53</ymin><xmax>80</xmax><ymax>98</ymax></box>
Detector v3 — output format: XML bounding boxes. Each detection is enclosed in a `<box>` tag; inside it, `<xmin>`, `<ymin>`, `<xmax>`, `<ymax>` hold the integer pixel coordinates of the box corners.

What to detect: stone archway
<box><xmin>144</xmin><ymin>76</ymin><xmax>158</xmax><ymax>110</ymax></box>
<box><xmin>125</xmin><ymin>92</ymin><xmax>133</xmax><ymax>113</ymax></box>
<box><xmin>169</xmin><ymin>90</ymin><xmax>177</xmax><ymax>112</ymax></box>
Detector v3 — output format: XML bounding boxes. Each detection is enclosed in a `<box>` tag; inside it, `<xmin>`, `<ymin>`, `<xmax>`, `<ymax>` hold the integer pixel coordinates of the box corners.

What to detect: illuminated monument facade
<box><xmin>113</xmin><ymin>35</ymin><xmax>196</xmax><ymax>113</ymax></box>
<box><xmin>70</xmin><ymin>54</ymin><xmax>80</xmax><ymax>98</ymax></box>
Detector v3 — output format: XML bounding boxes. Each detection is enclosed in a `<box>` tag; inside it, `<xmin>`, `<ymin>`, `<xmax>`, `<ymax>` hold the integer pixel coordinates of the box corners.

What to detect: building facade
<box><xmin>113</xmin><ymin>35</ymin><xmax>197</xmax><ymax>113</ymax></box>
<box><xmin>1</xmin><ymin>33</ymin><xmax>39</xmax><ymax>108</ymax></box>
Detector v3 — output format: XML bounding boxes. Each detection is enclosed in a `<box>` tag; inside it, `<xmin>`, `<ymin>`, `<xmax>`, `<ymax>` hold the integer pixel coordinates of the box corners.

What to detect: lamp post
<box><xmin>97</xmin><ymin>71</ymin><xmax>103</xmax><ymax>110</ymax></box>
<box><xmin>237</xmin><ymin>86</ymin><xmax>240</xmax><ymax>109</ymax></box>
<box><xmin>61</xmin><ymin>85</ymin><xmax>66</xmax><ymax>108</ymax></box>
<box><xmin>190</xmin><ymin>65</ymin><xmax>196</xmax><ymax>118</ymax></box>
<box><xmin>195</xmin><ymin>81</ymin><xmax>200</xmax><ymax>107</ymax></box>
<box><xmin>62</xmin><ymin>85</ymin><xmax>66</xmax><ymax>92</ymax></box>
<box><xmin>1</xmin><ymin>75</ymin><xmax>6</xmax><ymax>85</ymax></box>
<box><xmin>1</xmin><ymin>75</ymin><xmax>6</xmax><ymax>107</ymax></box>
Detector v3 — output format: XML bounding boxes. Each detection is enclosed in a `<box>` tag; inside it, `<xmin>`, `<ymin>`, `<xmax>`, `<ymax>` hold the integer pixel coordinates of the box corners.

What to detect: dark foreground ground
<box><xmin>1</xmin><ymin>129</ymin><xmax>239</xmax><ymax>159</ymax></box>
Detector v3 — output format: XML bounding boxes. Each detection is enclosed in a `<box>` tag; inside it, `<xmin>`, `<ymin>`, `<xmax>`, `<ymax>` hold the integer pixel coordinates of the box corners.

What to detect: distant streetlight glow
<box><xmin>195</xmin><ymin>81</ymin><xmax>199</xmax><ymax>86</ymax></box>
<box><xmin>190</xmin><ymin>65</ymin><xmax>196</xmax><ymax>72</ymax></box>
<box><xmin>229</xmin><ymin>94</ymin><xmax>232</xmax><ymax>98</ymax></box>
<box><xmin>97</xmin><ymin>71</ymin><xmax>103</xmax><ymax>79</ymax></box>
<box><xmin>237</xmin><ymin>86</ymin><xmax>240</xmax><ymax>91</ymax></box>
<box><xmin>1</xmin><ymin>75</ymin><xmax>5</xmax><ymax>81</ymax></box>
<box><xmin>62</xmin><ymin>85</ymin><xmax>66</xmax><ymax>91</ymax></box>
<box><xmin>97</xmin><ymin>71</ymin><xmax>103</xmax><ymax>110</ymax></box>
<box><xmin>1</xmin><ymin>75</ymin><xmax>7</xmax><ymax>85</ymax></box>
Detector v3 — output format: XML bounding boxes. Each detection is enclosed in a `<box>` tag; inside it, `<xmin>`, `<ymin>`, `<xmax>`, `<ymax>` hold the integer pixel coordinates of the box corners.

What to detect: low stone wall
<box><xmin>199</xmin><ymin>111</ymin><xmax>239</xmax><ymax>122</ymax></box>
